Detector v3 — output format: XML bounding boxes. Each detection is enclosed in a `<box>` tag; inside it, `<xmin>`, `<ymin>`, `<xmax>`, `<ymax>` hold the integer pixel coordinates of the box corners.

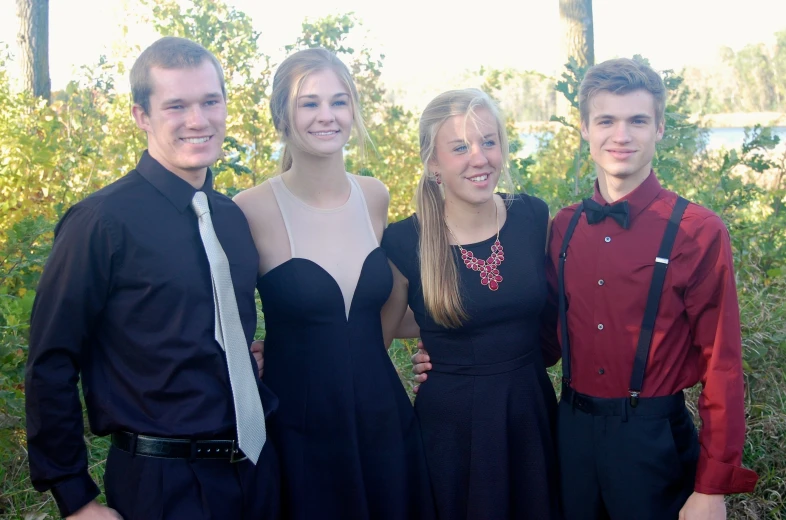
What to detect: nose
<box><xmin>317</xmin><ymin>102</ymin><xmax>336</xmax><ymax>123</ymax></box>
<box><xmin>612</xmin><ymin>122</ymin><xmax>632</xmax><ymax>142</ymax></box>
<box><xmin>469</xmin><ymin>143</ymin><xmax>490</xmax><ymax>167</ymax></box>
<box><xmin>186</xmin><ymin>106</ymin><xmax>209</xmax><ymax>128</ymax></box>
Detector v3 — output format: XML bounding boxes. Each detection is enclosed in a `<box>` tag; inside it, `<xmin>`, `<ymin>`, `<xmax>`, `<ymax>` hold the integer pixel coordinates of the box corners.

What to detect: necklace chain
<box><xmin>446</xmin><ymin>202</ymin><xmax>505</xmax><ymax>291</ymax></box>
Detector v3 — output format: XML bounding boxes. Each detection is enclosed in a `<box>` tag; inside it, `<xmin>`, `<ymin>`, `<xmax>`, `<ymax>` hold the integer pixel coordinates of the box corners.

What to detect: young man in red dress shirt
<box><xmin>412</xmin><ymin>58</ymin><xmax>758</xmax><ymax>519</ymax></box>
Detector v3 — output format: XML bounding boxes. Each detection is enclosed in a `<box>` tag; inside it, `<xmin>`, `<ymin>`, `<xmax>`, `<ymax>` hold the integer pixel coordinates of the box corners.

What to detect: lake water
<box><xmin>704</xmin><ymin>126</ymin><xmax>786</xmax><ymax>151</ymax></box>
<box><xmin>518</xmin><ymin>126</ymin><xmax>786</xmax><ymax>156</ymax></box>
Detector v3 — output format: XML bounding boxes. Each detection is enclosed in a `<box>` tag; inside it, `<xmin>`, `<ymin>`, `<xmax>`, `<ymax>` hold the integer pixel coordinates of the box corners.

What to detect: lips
<box><xmin>309</xmin><ymin>130</ymin><xmax>340</xmax><ymax>137</ymax></box>
<box><xmin>607</xmin><ymin>149</ymin><xmax>635</xmax><ymax>160</ymax></box>
<box><xmin>467</xmin><ymin>174</ymin><xmax>490</xmax><ymax>183</ymax></box>
<box><xmin>181</xmin><ymin>136</ymin><xmax>212</xmax><ymax>144</ymax></box>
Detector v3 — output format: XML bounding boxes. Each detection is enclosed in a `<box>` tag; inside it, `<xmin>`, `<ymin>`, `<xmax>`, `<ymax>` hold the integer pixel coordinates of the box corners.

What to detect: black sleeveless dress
<box><xmin>381</xmin><ymin>194</ymin><xmax>561</xmax><ymax>520</ymax></box>
<box><xmin>258</xmin><ymin>246</ymin><xmax>435</xmax><ymax>520</ymax></box>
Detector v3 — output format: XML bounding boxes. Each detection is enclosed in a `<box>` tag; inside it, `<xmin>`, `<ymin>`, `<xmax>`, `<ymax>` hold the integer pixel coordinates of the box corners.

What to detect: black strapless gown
<box><xmin>258</xmin><ymin>247</ymin><xmax>435</xmax><ymax>520</ymax></box>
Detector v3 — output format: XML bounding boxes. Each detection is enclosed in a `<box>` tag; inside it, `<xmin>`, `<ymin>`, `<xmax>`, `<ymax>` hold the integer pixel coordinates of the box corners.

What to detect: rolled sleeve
<box><xmin>685</xmin><ymin>215</ymin><xmax>758</xmax><ymax>495</ymax></box>
<box><xmin>49</xmin><ymin>471</ymin><xmax>101</xmax><ymax>517</ymax></box>
<box><xmin>694</xmin><ymin>451</ymin><xmax>759</xmax><ymax>494</ymax></box>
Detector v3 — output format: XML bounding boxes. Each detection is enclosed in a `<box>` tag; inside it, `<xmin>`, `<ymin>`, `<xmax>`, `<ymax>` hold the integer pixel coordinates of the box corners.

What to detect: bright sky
<box><xmin>1</xmin><ymin>0</ymin><xmax>785</xmax><ymax>111</ymax></box>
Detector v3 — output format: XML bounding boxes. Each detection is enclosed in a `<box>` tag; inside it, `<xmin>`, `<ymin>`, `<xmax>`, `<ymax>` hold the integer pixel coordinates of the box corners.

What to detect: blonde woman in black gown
<box><xmin>234</xmin><ymin>48</ymin><xmax>434</xmax><ymax>520</ymax></box>
<box><xmin>381</xmin><ymin>89</ymin><xmax>562</xmax><ymax>519</ymax></box>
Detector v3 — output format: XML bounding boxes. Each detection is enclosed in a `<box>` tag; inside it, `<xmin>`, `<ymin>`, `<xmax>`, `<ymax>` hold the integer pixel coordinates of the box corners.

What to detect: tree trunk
<box><xmin>16</xmin><ymin>0</ymin><xmax>51</xmax><ymax>102</ymax></box>
<box><xmin>558</xmin><ymin>0</ymin><xmax>594</xmax><ymax>191</ymax></box>
<box><xmin>559</xmin><ymin>0</ymin><xmax>595</xmax><ymax>70</ymax></box>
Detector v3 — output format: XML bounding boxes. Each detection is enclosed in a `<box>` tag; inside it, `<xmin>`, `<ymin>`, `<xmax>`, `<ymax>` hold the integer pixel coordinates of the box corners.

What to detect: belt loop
<box><xmin>129</xmin><ymin>433</ymin><xmax>138</xmax><ymax>458</ymax></box>
<box><xmin>621</xmin><ymin>399</ymin><xmax>628</xmax><ymax>422</ymax></box>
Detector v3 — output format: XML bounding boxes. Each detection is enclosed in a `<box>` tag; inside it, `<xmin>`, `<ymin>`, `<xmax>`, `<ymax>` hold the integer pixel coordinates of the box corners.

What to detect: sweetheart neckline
<box><xmin>257</xmin><ymin>247</ymin><xmax>388</xmax><ymax>321</ymax></box>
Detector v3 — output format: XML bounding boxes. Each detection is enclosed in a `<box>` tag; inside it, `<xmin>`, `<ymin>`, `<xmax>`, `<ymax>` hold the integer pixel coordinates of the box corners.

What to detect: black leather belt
<box><xmin>562</xmin><ymin>386</ymin><xmax>685</xmax><ymax>418</ymax></box>
<box><xmin>111</xmin><ymin>431</ymin><xmax>247</xmax><ymax>463</ymax></box>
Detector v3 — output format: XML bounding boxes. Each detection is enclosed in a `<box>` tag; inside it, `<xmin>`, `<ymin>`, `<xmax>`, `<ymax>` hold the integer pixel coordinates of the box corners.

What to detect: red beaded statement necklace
<box><xmin>446</xmin><ymin>203</ymin><xmax>504</xmax><ymax>291</ymax></box>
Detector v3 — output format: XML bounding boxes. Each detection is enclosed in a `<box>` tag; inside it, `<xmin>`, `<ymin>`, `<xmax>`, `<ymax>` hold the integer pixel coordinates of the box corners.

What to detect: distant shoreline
<box><xmin>516</xmin><ymin>112</ymin><xmax>786</xmax><ymax>132</ymax></box>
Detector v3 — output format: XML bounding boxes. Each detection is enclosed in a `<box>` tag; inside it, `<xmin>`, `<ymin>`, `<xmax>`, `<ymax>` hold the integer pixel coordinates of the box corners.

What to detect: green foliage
<box><xmin>1</xmin><ymin>3</ymin><xmax>784</xmax><ymax>518</ymax></box>
<box><xmin>684</xmin><ymin>29</ymin><xmax>786</xmax><ymax>114</ymax></box>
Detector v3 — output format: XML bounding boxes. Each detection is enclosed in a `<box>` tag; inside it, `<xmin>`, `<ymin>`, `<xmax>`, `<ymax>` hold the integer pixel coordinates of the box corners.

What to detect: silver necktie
<box><xmin>191</xmin><ymin>191</ymin><xmax>266</xmax><ymax>464</ymax></box>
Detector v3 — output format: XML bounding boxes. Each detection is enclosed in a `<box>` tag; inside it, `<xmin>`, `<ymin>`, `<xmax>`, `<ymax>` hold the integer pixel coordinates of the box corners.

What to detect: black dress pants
<box><xmin>557</xmin><ymin>389</ymin><xmax>699</xmax><ymax>520</ymax></box>
<box><xmin>104</xmin><ymin>441</ymin><xmax>280</xmax><ymax>520</ymax></box>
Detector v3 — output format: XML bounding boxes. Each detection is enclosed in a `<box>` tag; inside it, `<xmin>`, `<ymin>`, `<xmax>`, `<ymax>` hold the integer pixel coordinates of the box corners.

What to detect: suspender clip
<box><xmin>629</xmin><ymin>391</ymin><xmax>640</xmax><ymax>408</ymax></box>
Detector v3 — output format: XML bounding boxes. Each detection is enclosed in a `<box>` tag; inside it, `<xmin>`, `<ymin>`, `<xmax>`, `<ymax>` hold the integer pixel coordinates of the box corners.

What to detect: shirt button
<box><xmin>597</xmin><ymin>323</ymin><xmax>604</xmax><ymax>330</ymax></box>
<box><xmin>598</xmin><ymin>368</ymin><xmax>605</xmax><ymax>375</ymax></box>
<box><xmin>604</xmin><ymin>236</ymin><xmax>611</xmax><ymax>243</ymax></box>
<box><xmin>598</xmin><ymin>279</ymin><xmax>605</xmax><ymax>286</ymax></box>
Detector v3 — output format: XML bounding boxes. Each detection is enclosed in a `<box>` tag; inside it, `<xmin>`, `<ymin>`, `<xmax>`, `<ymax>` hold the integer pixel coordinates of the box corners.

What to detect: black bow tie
<box><xmin>583</xmin><ymin>198</ymin><xmax>630</xmax><ymax>229</ymax></box>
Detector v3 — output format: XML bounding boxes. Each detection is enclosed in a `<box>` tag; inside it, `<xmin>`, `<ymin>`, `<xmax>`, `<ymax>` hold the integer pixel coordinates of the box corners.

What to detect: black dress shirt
<box><xmin>25</xmin><ymin>152</ymin><xmax>275</xmax><ymax>517</ymax></box>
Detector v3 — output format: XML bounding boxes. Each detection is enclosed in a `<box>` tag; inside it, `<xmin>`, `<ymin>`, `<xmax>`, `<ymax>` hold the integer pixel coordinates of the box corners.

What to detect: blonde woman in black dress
<box><xmin>381</xmin><ymin>89</ymin><xmax>561</xmax><ymax>520</ymax></box>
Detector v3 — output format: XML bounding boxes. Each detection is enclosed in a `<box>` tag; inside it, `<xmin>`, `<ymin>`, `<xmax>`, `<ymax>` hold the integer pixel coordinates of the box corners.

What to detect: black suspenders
<box><xmin>558</xmin><ymin>197</ymin><xmax>690</xmax><ymax>406</ymax></box>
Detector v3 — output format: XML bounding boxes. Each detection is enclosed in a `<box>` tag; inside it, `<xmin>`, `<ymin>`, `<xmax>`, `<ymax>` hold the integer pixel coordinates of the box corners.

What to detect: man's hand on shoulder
<box><xmin>251</xmin><ymin>340</ymin><xmax>264</xmax><ymax>379</ymax></box>
<box><xmin>66</xmin><ymin>500</ymin><xmax>122</xmax><ymax>519</ymax></box>
<box><xmin>679</xmin><ymin>492</ymin><xmax>726</xmax><ymax>520</ymax></box>
<box><xmin>411</xmin><ymin>340</ymin><xmax>432</xmax><ymax>394</ymax></box>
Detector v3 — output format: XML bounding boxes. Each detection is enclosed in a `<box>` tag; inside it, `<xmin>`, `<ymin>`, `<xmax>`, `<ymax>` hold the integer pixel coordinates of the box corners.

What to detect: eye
<box><xmin>632</xmin><ymin>118</ymin><xmax>647</xmax><ymax>125</ymax></box>
<box><xmin>167</xmin><ymin>105</ymin><xmax>184</xmax><ymax>110</ymax></box>
<box><xmin>453</xmin><ymin>144</ymin><xmax>468</xmax><ymax>153</ymax></box>
<box><xmin>598</xmin><ymin>120</ymin><xmax>612</xmax><ymax>126</ymax></box>
<box><xmin>483</xmin><ymin>139</ymin><xmax>497</xmax><ymax>148</ymax></box>
<box><xmin>332</xmin><ymin>99</ymin><xmax>348</xmax><ymax>107</ymax></box>
<box><xmin>301</xmin><ymin>102</ymin><xmax>318</xmax><ymax>108</ymax></box>
<box><xmin>205</xmin><ymin>99</ymin><xmax>220</xmax><ymax>107</ymax></box>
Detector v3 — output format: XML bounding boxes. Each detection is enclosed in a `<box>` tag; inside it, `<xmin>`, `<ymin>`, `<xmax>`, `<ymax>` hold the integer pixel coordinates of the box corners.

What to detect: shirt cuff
<box><xmin>694</xmin><ymin>454</ymin><xmax>759</xmax><ymax>495</ymax></box>
<box><xmin>50</xmin><ymin>471</ymin><xmax>101</xmax><ymax>518</ymax></box>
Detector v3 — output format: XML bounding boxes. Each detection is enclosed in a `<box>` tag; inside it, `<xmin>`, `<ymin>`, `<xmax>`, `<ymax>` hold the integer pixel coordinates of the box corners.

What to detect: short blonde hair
<box><xmin>270</xmin><ymin>48</ymin><xmax>369</xmax><ymax>172</ymax></box>
<box><xmin>579</xmin><ymin>58</ymin><xmax>666</xmax><ymax>125</ymax></box>
<box><xmin>416</xmin><ymin>88</ymin><xmax>514</xmax><ymax>328</ymax></box>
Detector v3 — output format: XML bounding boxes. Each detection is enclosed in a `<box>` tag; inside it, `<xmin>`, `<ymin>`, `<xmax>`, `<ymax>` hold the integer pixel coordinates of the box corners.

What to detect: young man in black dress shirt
<box><xmin>25</xmin><ymin>37</ymin><xmax>279</xmax><ymax>519</ymax></box>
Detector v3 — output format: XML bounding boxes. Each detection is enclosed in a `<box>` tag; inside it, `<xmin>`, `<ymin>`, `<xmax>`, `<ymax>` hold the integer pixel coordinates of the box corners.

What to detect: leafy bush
<box><xmin>1</xmin><ymin>3</ymin><xmax>784</xmax><ymax>519</ymax></box>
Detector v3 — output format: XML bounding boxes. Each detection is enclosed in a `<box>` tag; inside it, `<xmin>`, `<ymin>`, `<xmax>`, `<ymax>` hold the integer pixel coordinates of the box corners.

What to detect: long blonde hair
<box><xmin>269</xmin><ymin>48</ymin><xmax>369</xmax><ymax>172</ymax></box>
<box><xmin>416</xmin><ymin>89</ymin><xmax>514</xmax><ymax>328</ymax></box>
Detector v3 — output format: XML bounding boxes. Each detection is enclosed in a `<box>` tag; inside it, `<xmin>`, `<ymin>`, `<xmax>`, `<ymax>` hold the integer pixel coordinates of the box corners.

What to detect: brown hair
<box><xmin>579</xmin><ymin>58</ymin><xmax>666</xmax><ymax>125</ymax></box>
<box><xmin>269</xmin><ymin>48</ymin><xmax>369</xmax><ymax>172</ymax></box>
<box><xmin>130</xmin><ymin>37</ymin><xmax>226</xmax><ymax>114</ymax></box>
<box><xmin>416</xmin><ymin>88</ymin><xmax>514</xmax><ymax>328</ymax></box>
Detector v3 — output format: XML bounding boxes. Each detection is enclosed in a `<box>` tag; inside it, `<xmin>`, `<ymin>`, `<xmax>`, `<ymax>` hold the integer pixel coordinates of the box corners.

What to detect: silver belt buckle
<box><xmin>229</xmin><ymin>440</ymin><xmax>247</xmax><ymax>463</ymax></box>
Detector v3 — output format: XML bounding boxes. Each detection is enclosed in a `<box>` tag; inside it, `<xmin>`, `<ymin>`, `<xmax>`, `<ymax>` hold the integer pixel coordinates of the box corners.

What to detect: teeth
<box><xmin>183</xmin><ymin>137</ymin><xmax>210</xmax><ymax>144</ymax></box>
<box><xmin>468</xmin><ymin>175</ymin><xmax>489</xmax><ymax>182</ymax></box>
<box><xmin>311</xmin><ymin>131</ymin><xmax>338</xmax><ymax>136</ymax></box>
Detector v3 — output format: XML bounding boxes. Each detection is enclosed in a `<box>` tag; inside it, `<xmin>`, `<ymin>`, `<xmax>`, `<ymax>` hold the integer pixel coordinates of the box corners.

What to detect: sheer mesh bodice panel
<box><xmin>267</xmin><ymin>175</ymin><xmax>379</xmax><ymax>318</ymax></box>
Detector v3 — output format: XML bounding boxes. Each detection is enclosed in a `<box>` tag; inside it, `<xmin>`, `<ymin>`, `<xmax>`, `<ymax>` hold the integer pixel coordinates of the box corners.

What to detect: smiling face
<box><xmin>132</xmin><ymin>61</ymin><xmax>226</xmax><ymax>183</ymax></box>
<box><xmin>430</xmin><ymin>108</ymin><xmax>502</xmax><ymax>207</ymax></box>
<box><xmin>291</xmin><ymin>68</ymin><xmax>353</xmax><ymax>158</ymax></box>
<box><xmin>581</xmin><ymin>89</ymin><xmax>664</xmax><ymax>186</ymax></box>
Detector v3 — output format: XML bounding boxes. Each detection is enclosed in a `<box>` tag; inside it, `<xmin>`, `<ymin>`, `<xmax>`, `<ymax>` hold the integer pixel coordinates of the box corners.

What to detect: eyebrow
<box><xmin>160</xmin><ymin>92</ymin><xmax>223</xmax><ymax>105</ymax></box>
<box><xmin>593</xmin><ymin>113</ymin><xmax>652</xmax><ymax>121</ymax></box>
<box><xmin>297</xmin><ymin>92</ymin><xmax>350</xmax><ymax>100</ymax></box>
<box><xmin>447</xmin><ymin>133</ymin><xmax>498</xmax><ymax>144</ymax></box>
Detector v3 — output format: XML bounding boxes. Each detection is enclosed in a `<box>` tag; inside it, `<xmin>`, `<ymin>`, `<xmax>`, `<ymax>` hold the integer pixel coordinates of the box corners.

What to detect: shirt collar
<box><xmin>591</xmin><ymin>170</ymin><xmax>662</xmax><ymax>223</ymax></box>
<box><xmin>136</xmin><ymin>150</ymin><xmax>216</xmax><ymax>213</ymax></box>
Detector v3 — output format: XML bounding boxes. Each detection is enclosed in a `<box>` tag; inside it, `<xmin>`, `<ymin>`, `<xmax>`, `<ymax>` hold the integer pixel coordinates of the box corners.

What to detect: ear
<box><xmin>131</xmin><ymin>104</ymin><xmax>151</xmax><ymax>133</ymax></box>
<box><xmin>580</xmin><ymin>120</ymin><xmax>589</xmax><ymax>142</ymax></box>
<box><xmin>427</xmin><ymin>154</ymin><xmax>439</xmax><ymax>170</ymax></box>
<box><xmin>655</xmin><ymin>119</ymin><xmax>665</xmax><ymax>142</ymax></box>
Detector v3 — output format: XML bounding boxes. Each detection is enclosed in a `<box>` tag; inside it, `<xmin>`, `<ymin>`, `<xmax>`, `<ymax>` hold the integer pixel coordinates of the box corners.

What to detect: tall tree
<box><xmin>559</xmin><ymin>0</ymin><xmax>595</xmax><ymax>69</ymax></box>
<box><xmin>556</xmin><ymin>0</ymin><xmax>594</xmax><ymax>193</ymax></box>
<box><xmin>16</xmin><ymin>0</ymin><xmax>50</xmax><ymax>101</ymax></box>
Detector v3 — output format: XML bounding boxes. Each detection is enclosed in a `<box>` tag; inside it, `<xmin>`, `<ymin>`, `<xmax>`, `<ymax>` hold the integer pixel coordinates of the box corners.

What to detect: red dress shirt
<box><xmin>546</xmin><ymin>171</ymin><xmax>758</xmax><ymax>495</ymax></box>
